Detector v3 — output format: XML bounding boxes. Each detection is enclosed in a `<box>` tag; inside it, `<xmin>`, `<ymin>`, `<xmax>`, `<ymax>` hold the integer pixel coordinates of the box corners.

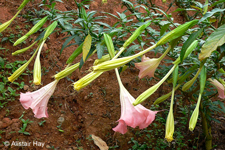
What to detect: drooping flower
<box><xmin>134</xmin><ymin>65</ymin><xmax>177</xmax><ymax>106</ymax></box>
<box><xmin>135</xmin><ymin>55</ymin><xmax>161</xmax><ymax>78</ymax></box>
<box><xmin>0</xmin><ymin>10</ymin><xmax>21</xmax><ymax>33</ymax></box>
<box><xmin>33</xmin><ymin>40</ymin><xmax>46</xmax><ymax>85</ymax></box>
<box><xmin>189</xmin><ymin>94</ymin><xmax>201</xmax><ymax>131</ymax></box>
<box><xmin>74</xmin><ymin>71</ymin><xmax>103</xmax><ymax>91</ymax></box>
<box><xmin>165</xmin><ymin>107</ymin><xmax>174</xmax><ymax>142</ymax></box>
<box><xmin>20</xmin><ymin>80</ymin><xmax>59</xmax><ymax>118</ymax></box>
<box><xmin>8</xmin><ymin>46</ymin><xmax>39</xmax><ymax>83</ymax></box>
<box><xmin>208</xmin><ymin>78</ymin><xmax>225</xmax><ymax>99</ymax></box>
<box><xmin>113</xmin><ymin>69</ymin><xmax>157</xmax><ymax>134</ymax></box>
<box><xmin>189</xmin><ymin>66</ymin><xmax>206</xmax><ymax>131</ymax></box>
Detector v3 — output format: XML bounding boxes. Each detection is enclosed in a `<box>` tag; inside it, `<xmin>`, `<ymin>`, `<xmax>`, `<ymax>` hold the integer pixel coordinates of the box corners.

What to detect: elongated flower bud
<box><xmin>0</xmin><ymin>10</ymin><xmax>21</xmax><ymax>33</ymax></box>
<box><xmin>189</xmin><ymin>94</ymin><xmax>201</xmax><ymax>131</ymax></box>
<box><xmin>165</xmin><ymin>106</ymin><xmax>174</xmax><ymax>142</ymax></box>
<box><xmin>94</xmin><ymin>54</ymin><xmax>111</xmax><ymax>66</ymax></box>
<box><xmin>93</xmin><ymin>44</ymin><xmax>157</xmax><ymax>72</ymax></box>
<box><xmin>18</xmin><ymin>0</ymin><xmax>31</xmax><ymax>10</ymax></box>
<box><xmin>74</xmin><ymin>71</ymin><xmax>103</xmax><ymax>91</ymax></box>
<box><xmin>189</xmin><ymin>66</ymin><xmax>206</xmax><ymax>131</ymax></box>
<box><xmin>12</xmin><ymin>41</ymin><xmax>37</xmax><ymax>56</ymax></box>
<box><xmin>182</xmin><ymin>66</ymin><xmax>203</xmax><ymax>91</ymax></box>
<box><xmin>13</xmin><ymin>35</ymin><xmax>28</xmax><ymax>46</ymax></box>
<box><xmin>8</xmin><ymin>46</ymin><xmax>39</xmax><ymax>82</ymax></box>
<box><xmin>14</xmin><ymin>16</ymin><xmax>48</xmax><ymax>46</ymax></box>
<box><xmin>27</xmin><ymin>16</ymin><xmax>48</xmax><ymax>36</ymax></box>
<box><xmin>43</xmin><ymin>21</ymin><xmax>58</xmax><ymax>40</ymax></box>
<box><xmin>133</xmin><ymin>65</ymin><xmax>177</xmax><ymax>106</ymax></box>
<box><xmin>157</xmin><ymin>20</ymin><xmax>198</xmax><ymax>46</ymax></box>
<box><xmin>154</xmin><ymin>84</ymin><xmax>180</xmax><ymax>105</ymax></box>
<box><xmin>123</xmin><ymin>21</ymin><xmax>151</xmax><ymax>48</ymax></box>
<box><xmin>33</xmin><ymin>40</ymin><xmax>45</xmax><ymax>85</ymax></box>
<box><xmin>54</xmin><ymin>63</ymin><xmax>79</xmax><ymax>80</ymax></box>
<box><xmin>165</xmin><ymin>66</ymin><xmax>178</xmax><ymax>142</ymax></box>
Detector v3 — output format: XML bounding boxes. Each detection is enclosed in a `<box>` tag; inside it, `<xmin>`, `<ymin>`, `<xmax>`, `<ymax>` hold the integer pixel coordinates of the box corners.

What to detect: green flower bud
<box><xmin>157</xmin><ymin>20</ymin><xmax>198</xmax><ymax>46</ymax></box>
<box><xmin>0</xmin><ymin>10</ymin><xmax>21</xmax><ymax>33</ymax></box>
<box><xmin>74</xmin><ymin>71</ymin><xmax>103</xmax><ymax>91</ymax></box>
<box><xmin>104</xmin><ymin>33</ymin><xmax>115</xmax><ymax>59</ymax></box>
<box><xmin>14</xmin><ymin>35</ymin><xmax>28</xmax><ymax>46</ymax></box>
<box><xmin>189</xmin><ymin>94</ymin><xmax>202</xmax><ymax>131</ymax></box>
<box><xmin>43</xmin><ymin>21</ymin><xmax>58</xmax><ymax>40</ymax></box>
<box><xmin>8</xmin><ymin>45</ymin><xmax>39</xmax><ymax>82</ymax></box>
<box><xmin>12</xmin><ymin>41</ymin><xmax>37</xmax><ymax>56</ymax></box>
<box><xmin>18</xmin><ymin>0</ymin><xmax>31</xmax><ymax>10</ymax></box>
<box><xmin>123</xmin><ymin>21</ymin><xmax>151</xmax><ymax>48</ymax></box>
<box><xmin>54</xmin><ymin>63</ymin><xmax>80</xmax><ymax>80</ymax></box>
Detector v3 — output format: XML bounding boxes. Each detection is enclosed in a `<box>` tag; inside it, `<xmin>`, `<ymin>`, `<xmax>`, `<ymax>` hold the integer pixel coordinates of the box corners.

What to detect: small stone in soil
<box><xmin>57</xmin><ymin>117</ymin><xmax>65</xmax><ymax>125</ymax></box>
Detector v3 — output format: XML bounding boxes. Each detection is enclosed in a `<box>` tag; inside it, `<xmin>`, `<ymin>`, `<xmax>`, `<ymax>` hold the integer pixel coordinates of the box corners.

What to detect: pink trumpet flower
<box><xmin>135</xmin><ymin>55</ymin><xmax>160</xmax><ymax>78</ymax></box>
<box><xmin>113</xmin><ymin>69</ymin><xmax>157</xmax><ymax>134</ymax></box>
<box><xmin>20</xmin><ymin>80</ymin><xmax>59</xmax><ymax>118</ymax></box>
<box><xmin>135</xmin><ymin>46</ymin><xmax>171</xmax><ymax>79</ymax></box>
<box><xmin>208</xmin><ymin>78</ymin><xmax>225</xmax><ymax>99</ymax></box>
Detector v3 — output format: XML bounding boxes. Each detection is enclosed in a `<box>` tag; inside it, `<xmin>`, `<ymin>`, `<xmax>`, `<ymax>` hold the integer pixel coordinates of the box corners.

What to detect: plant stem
<box><xmin>200</xmin><ymin>101</ymin><xmax>212</xmax><ymax>150</ymax></box>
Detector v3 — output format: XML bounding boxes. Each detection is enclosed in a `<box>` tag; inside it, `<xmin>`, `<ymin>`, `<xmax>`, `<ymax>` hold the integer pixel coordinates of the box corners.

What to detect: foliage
<box><xmin>1</xmin><ymin>0</ymin><xmax>225</xmax><ymax>149</ymax></box>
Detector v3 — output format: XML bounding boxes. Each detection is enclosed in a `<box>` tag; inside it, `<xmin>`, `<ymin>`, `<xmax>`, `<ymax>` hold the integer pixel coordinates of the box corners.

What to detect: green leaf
<box><xmin>0</xmin><ymin>57</ymin><xmax>4</xmax><ymax>68</ymax></box>
<box><xmin>170</xmin><ymin>37</ymin><xmax>181</xmax><ymax>52</ymax></box>
<box><xmin>180</xmin><ymin>28</ymin><xmax>203</xmax><ymax>62</ymax></box>
<box><xmin>61</xmin><ymin>35</ymin><xmax>77</xmax><ymax>54</ymax></box>
<box><xmin>23</xmin><ymin>132</ymin><xmax>30</xmax><ymax>135</ymax></box>
<box><xmin>157</xmin><ymin>20</ymin><xmax>198</xmax><ymax>46</ymax></box>
<box><xmin>172</xmin><ymin>8</ymin><xmax>186</xmax><ymax>13</ymax></box>
<box><xmin>160</xmin><ymin>23</ymin><xmax>170</xmax><ymax>36</ymax></box>
<box><xmin>96</xmin><ymin>42</ymin><xmax>104</xmax><ymax>59</ymax></box>
<box><xmin>103</xmin><ymin>33</ymin><xmax>115</xmax><ymax>59</ymax></box>
<box><xmin>209</xmin><ymin>0</ymin><xmax>225</xmax><ymax>9</ymax></box>
<box><xmin>66</xmin><ymin>42</ymin><xmax>83</xmax><ymax>64</ymax></box>
<box><xmin>199</xmin><ymin>24</ymin><xmax>225</xmax><ymax>60</ymax></box>
<box><xmin>199</xmin><ymin>8</ymin><xmax>225</xmax><ymax>22</ymax></box>
<box><xmin>172</xmin><ymin>66</ymin><xmax>179</xmax><ymax>88</ymax></box>
<box><xmin>124</xmin><ymin>45</ymin><xmax>139</xmax><ymax>56</ymax></box>
<box><xmin>82</xmin><ymin>34</ymin><xmax>92</xmax><ymax>62</ymax></box>
<box><xmin>0</xmin><ymin>82</ymin><xmax>4</xmax><ymax>92</ymax></box>
<box><xmin>35</xmin><ymin>30</ymin><xmax>46</xmax><ymax>41</ymax></box>
<box><xmin>203</xmin><ymin>0</ymin><xmax>208</xmax><ymax>15</ymax></box>
<box><xmin>199</xmin><ymin>66</ymin><xmax>206</xmax><ymax>94</ymax></box>
<box><xmin>217</xmin><ymin>101</ymin><xmax>225</xmax><ymax>113</ymax></box>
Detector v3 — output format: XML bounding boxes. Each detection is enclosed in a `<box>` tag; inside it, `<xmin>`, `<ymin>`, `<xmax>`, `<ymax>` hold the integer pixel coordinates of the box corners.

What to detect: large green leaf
<box><xmin>199</xmin><ymin>24</ymin><xmax>225</xmax><ymax>60</ymax></box>
<box><xmin>199</xmin><ymin>8</ymin><xmax>225</xmax><ymax>22</ymax></box>
<box><xmin>82</xmin><ymin>34</ymin><xmax>92</xmax><ymax>62</ymax></box>
<box><xmin>96</xmin><ymin>42</ymin><xmax>104</xmax><ymax>59</ymax></box>
<box><xmin>180</xmin><ymin>28</ymin><xmax>203</xmax><ymax>62</ymax></box>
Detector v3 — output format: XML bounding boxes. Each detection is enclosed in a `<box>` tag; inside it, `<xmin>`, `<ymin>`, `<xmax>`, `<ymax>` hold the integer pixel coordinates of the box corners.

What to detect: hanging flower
<box><xmin>113</xmin><ymin>69</ymin><xmax>157</xmax><ymax>134</ymax></box>
<box><xmin>208</xmin><ymin>78</ymin><xmax>225</xmax><ymax>99</ymax></box>
<box><xmin>135</xmin><ymin>55</ymin><xmax>161</xmax><ymax>78</ymax></box>
<box><xmin>135</xmin><ymin>44</ymin><xmax>172</xmax><ymax>79</ymax></box>
<box><xmin>20</xmin><ymin>80</ymin><xmax>59</xmax><ymax>118</ymax></box>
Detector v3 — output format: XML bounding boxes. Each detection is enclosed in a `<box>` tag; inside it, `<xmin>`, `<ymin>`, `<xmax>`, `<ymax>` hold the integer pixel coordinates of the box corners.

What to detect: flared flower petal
<box><xmin>209</xmin><ymin>78</ymin><xmax>225</xmax><ymax>99</ymax></box>
<box><xmin>20</xmin><ymin>80</ymin><xmax>59</xmax><ymax>118</ymax></box>
<box><xmin>113</xmin><ymin>69</ymin><xmax>158</xmax><ymax>134</ymax></box>
<box><xmin>135</xmin><ymin>55</ymin><xmax>160</xmax><ymax>78</ymax></box>
<box><xmin>113</xmin><ymin>120</ymin><xmax>127</xmax><ymax>134</ymax></box>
